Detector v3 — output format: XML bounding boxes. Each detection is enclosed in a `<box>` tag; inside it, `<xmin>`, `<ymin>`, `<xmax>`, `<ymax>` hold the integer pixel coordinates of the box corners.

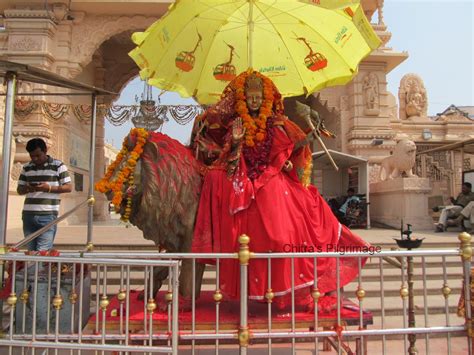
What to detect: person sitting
<box><xmin>450</xmin><ymin>200</ymin><xmax>474</xmax><ymax>232</ymax></box>
<box><xmin>330</xmin><ymin>188</ymin><xmax>360</xmax><ymax>225</ymax></box>
<box><xmin>434</xmin><ymin>182</ymin><xmax>474</xmax><ymax>232</ymax></box>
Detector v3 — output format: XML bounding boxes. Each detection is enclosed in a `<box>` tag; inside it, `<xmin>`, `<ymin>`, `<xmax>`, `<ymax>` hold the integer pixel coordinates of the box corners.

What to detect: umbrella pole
<box><xmin>248</xmin><ymin>0</ymin><xmax>254</xmax><ymax>69</ymax></box>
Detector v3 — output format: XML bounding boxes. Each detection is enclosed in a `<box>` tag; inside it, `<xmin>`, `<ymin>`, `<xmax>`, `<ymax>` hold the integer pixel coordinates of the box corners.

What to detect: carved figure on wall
<box><xmin>399</xmin><ymin>74</ymin><xmax>428</xmax><ymax>119</ymax></box>
<box><xmin>378</xmin><ymin>139</ymin><xmax>417</xmax><ymax>181</ymax></box>
<box><xmin>362</xmin><ymin>72</ymin><xmax>379</xmax><ymax>115</ymax></box>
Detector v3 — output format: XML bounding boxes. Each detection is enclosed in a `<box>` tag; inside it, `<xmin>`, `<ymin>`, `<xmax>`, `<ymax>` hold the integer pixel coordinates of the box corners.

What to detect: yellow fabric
<box><xmin>129</xmin><ymin>0</ymin><xmax>381</xmax><ymax>105</ymax></box>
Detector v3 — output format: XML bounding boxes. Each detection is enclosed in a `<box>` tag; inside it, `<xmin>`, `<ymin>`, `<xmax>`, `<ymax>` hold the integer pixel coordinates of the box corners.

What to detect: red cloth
<box><xmin>192</xmin><ymin>128</ymin><xmax>369</xmax><ymax>307</ymax></box>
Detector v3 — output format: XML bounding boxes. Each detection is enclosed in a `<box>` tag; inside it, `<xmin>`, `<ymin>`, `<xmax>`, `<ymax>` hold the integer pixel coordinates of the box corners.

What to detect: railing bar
<box><xmin>2</xmin><ymin>254</ymin><xmax>182</xmax><ymax>266</ymax></box>
<box><xmin>267</xmin><ymin>257</ymin><xmax>272</xmax><ymax>355</ymax></box>
<box><xmin>291</xmin><ymin>257</ymin><xmax>296</xmax><ymax>355</ymax></box>
<box><xmin>171</xmin><ymin>263</ymin><xmax>179</xmax><ymax>355</ymax></box>
<box><xmin>0</xmin><ymin>340</ymin><xmax>173</xmax><ymax>353</ymax></box>
<box><xmin>21</xmin><ymin>263</ymin><xmax>27</xmax><ymax>345</ymax></box>
<box><xmin>101</xmin><ymin>264</ymin><xmax>108</xmax><ymax>355</ymax></box>
<box><xmin>216</xmin><ymin>258</ymin><xmax>220</xmax><ymax>355</ymax></box>
<box><xmin>55</xmin><ymin>261</ymin><xmax>62</xmax><ymax>355</ymax></box>
<box><xmin>32</xmin><ymin>261</ymin><xmax>39</xmax><ymax>355</ymax></box>
<box><xmin>192</xmin><ymin>258</ymin><xmax>196</xmax><ymax>355</ymax></box>
<box><xmin>401</xmin><ymin>255</ymin><xmax>408</xmax><ymax>353</ymax></box>
<box><xmin>12</xmin><ymin>199</ymin><xmax>91</xmax><ymax>250</ymax></box>
<box><xmin>143</xmin><ymin>266</ymin><xmax>148</xmax><ymax>336</ymax></box>
<box><xmin>119</xmin><ymin>265</ymin><xmax>124</xmax><ymax>338</ymax></box>
<box><xmin>336</xmin><ymin>257</ymin><xmax>341</xmax><ymax>355</ymax></box>
<box><xmin>5</xmin><ymin>324</ymin><xmax>465</xmax><ymax>341</ymax></box>
<box><xmin>77</xmin><ymin>262</ymin><xmax>84</xmax><ymax>355</ymax></box>
<box><xmin>379</xmin><ymin>257</ymin><xmax>386</xmax><ymax>355</ymax></box>
<box><xmin>70</xmin><ymin>263</ymin><xmax>77</xmax><ymax>338</ymax></box>
<box><xmin>8</xmin><ymin>260</ymin><xmax>16</xmax><ymax>355</ymax></box>
<box><xmin>148</xmin><ymin>266</ymin><xmax>154</xmax><ymax>348</ymax></box>
<box><xmin>47</xmin><ymin>262</ymin><xmax>52</xmax><ymax>335</ymax></box>
<box><xmin>2</xmin><ymin>248</ymin><xmax>463</xmax><ymax>264</ymax></box>
<box><xmin>462</xmin><ymin>250</ymin><xmax>473</xmax><ymax>355</ymax></box>
<box><xmin>167</xmin><ymin>265</ymin><xmax>172</xmax><ymax>347</ymax></box>
<box><xmin>125</xmin><ymin>265</ymin><xmax>131</xmax><ymax>349</ymax></box>
<box><xmin>54</xmin><ymin>249</ymin><xmax>462</xmax><ymax>259</ymax></box>
<box><xmin>442</xmin><ymin>256</ymin><xmax>451</xmax><ymax>355</ymax></box>
<box><xmin>421</xmin><ymin>256</ymin><xmax>430</xmax><ymax>354</ymax></box>
<box><xmin>357</xmin><ymin>256</ymin><xmax>364</xmax><ymax>355</ymax></box>
<box><xmin>95</xmin><ymin>264</ymin><xmax>100</xmax><ymax>333</ymax></box>
<box><xmin>247</xmin><ymin>325</ymin><xmax>467</xmax><ymax>338</ymax></box>
<box><xmin>313</xmin><ymin>256</ymin><xmax>318</xmax><ymax>355</ymax></box>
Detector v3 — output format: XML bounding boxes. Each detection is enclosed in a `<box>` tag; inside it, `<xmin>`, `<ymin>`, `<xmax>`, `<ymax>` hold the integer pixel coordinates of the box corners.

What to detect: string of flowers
<box><xmin>95</xmin><ymin>128</ymin><xmax>148</xmax><ymax>222</ymax></box>
<box><xmin>234</xmin><ymin>71</ymin><xmax>274</xmax><ymax>148</ymax></box>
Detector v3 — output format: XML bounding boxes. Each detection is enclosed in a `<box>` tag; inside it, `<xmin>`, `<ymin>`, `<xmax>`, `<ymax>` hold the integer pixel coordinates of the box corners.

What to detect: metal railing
<box><xmin>0</xmin><ymin>233</ymin><xmax>471</xmax><ymax>354</ymax></box>
<box><xmin>12</xmin><ymin>197</ymin><xmax>94</xmax><ymax>251</ymax></box>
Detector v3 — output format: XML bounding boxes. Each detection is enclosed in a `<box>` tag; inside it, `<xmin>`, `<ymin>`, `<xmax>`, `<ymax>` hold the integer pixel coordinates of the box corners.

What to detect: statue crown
<box><xmin>245</xmin><ymin>73</ymin><xmax>263</xmax><ymax>92</ymax></box>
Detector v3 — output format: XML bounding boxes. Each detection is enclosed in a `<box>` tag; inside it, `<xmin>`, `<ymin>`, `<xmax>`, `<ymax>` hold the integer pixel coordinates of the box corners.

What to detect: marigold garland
<box><xmin>95</xmin><ymin>128</ymin><xmax>148</xmax><ymax>222</ymax></box>
<box><xmin>234</xmin><ymin>71</ymin><xmax>274</xmax><ymax>148</ymax></box>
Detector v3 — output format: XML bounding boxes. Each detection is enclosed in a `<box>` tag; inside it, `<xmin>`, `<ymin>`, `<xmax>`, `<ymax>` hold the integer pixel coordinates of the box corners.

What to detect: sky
<box><xmin>105</xmin><ymin>0</ymin><xmax>474</xmax><ymax>149</ymax></box>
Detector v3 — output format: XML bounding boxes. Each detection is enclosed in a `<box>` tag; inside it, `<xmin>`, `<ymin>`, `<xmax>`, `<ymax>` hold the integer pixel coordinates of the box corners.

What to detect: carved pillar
<box><xmin>92</xmin><ymin>56</ymin><xmax>109</xmax><ymax>221</ymax></box>
<box><xmin>346</xmin><ymin>66</ymin><xmax>396</xmax><ymax>157</ymax></box>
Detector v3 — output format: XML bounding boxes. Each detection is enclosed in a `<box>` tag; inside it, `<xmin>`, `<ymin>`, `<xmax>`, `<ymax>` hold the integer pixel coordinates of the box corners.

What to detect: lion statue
<box><xmin>378</xmin><ymin>139</ymin><xmax>417</xmax><ymax>181</ymax></box>
<box><xmin>107</xmin><ymin>131</ymin><xmax>205</xmax><ymax>305</ymax></box>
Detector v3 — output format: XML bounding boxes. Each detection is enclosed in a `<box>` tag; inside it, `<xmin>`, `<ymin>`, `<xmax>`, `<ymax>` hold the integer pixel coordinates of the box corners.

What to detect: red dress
<box><xmin>192</xmin><ymin>126</ymin><xmax>369</xmax><ymax>306</ymax></box>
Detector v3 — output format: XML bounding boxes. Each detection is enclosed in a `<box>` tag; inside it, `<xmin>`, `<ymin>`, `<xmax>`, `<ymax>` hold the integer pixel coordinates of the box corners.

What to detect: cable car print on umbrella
<box><xmin>175</xmin><ymin>33</ymin><xmax>202</xmax><ymax>72</ymax></box>
<box><xmin>213</xmin><ymin>44</ymin><xmax>237</xmax><ymax>82</ymax></box>
<box><xmin>297</xmin><ymin>37</ymin><xmax>327</xmax><ymax>72</ymax></box>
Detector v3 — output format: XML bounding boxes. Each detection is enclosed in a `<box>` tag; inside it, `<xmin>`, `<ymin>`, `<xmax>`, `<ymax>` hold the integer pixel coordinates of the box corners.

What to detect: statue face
<box><xmin>245</xmin><ymin>88</ymin><xmax>263</xmax><ymax>115</ymax></box>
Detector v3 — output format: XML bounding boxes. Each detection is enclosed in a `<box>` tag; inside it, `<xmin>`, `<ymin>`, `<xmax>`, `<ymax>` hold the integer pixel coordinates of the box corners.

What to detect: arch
<box><xmin>71</xmin><ymin>15</ymin><xmax>156</xmax><ymax>69</ymax></box>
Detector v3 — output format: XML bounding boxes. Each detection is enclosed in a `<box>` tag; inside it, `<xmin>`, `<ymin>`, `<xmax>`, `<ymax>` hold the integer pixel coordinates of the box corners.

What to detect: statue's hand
<box><xmin>232</xmin><ymin>117</ymin><xmax>246</xmax><ymax>142</ymax></box>
<box><xmin>283</xmin><ymin>160</ymin><xmax>293</xmax><ymax>172</ymax></box>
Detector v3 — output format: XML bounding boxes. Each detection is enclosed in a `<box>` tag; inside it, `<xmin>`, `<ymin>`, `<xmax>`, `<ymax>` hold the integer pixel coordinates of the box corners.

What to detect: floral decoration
<box><xmin>234</xmin><ymin>70</ymin><xmax>274</xmax><ymax>148</ymax></box>
<box><xmin>95</xmin><ymin>128</ymin><xmax>148</xmax><ymax>222</ymax></box>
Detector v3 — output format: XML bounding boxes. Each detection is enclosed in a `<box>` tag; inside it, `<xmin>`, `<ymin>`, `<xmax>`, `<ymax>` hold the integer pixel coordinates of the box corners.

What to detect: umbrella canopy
<box><xmin>129</xmin><ymin>0</ymin><xmax>381</xmax><ymax>105</ymax></box>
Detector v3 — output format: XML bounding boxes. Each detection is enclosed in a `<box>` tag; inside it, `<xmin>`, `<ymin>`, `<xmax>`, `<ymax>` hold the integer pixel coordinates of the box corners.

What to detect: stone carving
<box><xmin>340</xmin><ymin>95</ymin><xmax>349</xmax><ymax>112</ymax></box>
<box><xmin>9</xmin><ymin>36</ymin><xmax>41</xmax><ymax>51</ymax></box>
<box><xmin>399</xmin><ymin>74</ymin><xmax>427</xmax><ymax>119</ymax></box>
<box><xmin>71</xmin><ymin>15</ymin><xmax>156</xmax><ymax>68</ymax></box>
<box><xmin>378</xmin><ymin>139</ymin><xmax>417</xmax><ymax>181</ymax></box>
<box><xmin>362</xmin><ymin>72</ymin><xmax>380</xmax><ymax>116</ymax></box>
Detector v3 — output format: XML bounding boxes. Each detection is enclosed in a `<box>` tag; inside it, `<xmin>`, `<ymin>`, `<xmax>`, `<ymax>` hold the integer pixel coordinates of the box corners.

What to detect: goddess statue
<box><xmin>192</xmin><ymin>70</ymin><xmax>370</xmax><ymax>309</ymax></box>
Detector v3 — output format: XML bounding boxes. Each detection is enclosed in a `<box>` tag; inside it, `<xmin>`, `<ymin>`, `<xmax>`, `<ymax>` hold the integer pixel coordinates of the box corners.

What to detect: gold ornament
<box><xmin>7</xmin><ymin>292</ymin><xmax>17</xmax><ymax>307</ymax></box>
<box><xmin>99</xmin><ymin>295</ymin><xmax>110</xmax><ymax>310</ymax></box>
<box><xmin>52</xmin><ymin>294</ymin><xmax>64</xmax><ymax>310</ymax></box>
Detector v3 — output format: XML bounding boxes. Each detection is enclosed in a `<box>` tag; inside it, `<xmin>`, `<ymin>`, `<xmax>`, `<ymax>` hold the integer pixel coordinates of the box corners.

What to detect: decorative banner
<box><xmin>14</xmin><ymin>99</ymin><xmax>203</xmax><ymax>127</ymax></box>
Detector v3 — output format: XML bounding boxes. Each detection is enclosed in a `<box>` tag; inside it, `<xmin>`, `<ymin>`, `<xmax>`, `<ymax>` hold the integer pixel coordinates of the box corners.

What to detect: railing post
<box><xmin>0</xmin><ymin>71</ymin><xmax>17</xmax><ymax>246</ymax></box>
<box><xmin>459</xmin><ymin>232</ymin><xmax>473</xmax><ymax>355</ymax></box>
<box><xmin>87</xmin><ymin>93</ymin><xmax>98</xmax><ymax>245</ymax></box>
<box><xmin>238</xmin><ymin>234</ymin><xmax>252</xmax><ymax>354</ymax></box>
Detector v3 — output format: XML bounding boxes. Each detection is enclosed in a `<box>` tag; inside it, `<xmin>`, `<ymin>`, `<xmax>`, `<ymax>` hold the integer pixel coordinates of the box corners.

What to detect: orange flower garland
<box><xmin>95</xmin><ymin>128</ymin><xmax>148</xmax><ymax>222</ymax></box>
<box><xmin>234</xmin><ymin>71</ymin><xmax>274</xmax><ymax>148</ymax></box>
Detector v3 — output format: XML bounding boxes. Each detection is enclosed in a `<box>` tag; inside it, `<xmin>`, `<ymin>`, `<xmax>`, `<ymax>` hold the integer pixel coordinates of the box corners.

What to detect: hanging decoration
<box><xmin>13</xmin><ymin>99</ymin><xmax>203</xmax><ymax>126</ymax></box>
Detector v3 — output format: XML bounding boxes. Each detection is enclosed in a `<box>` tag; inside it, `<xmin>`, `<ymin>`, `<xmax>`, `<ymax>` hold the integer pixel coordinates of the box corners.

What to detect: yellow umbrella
<box><xmin>129</xmin><ymin>0</ymin><xmax>381</xmax><ymax>105</ymax></box>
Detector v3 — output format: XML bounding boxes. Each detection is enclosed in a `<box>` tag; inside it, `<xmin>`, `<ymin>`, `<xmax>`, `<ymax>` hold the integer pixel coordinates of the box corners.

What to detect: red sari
<box><xmin>192</xmin><ymin>125</ymin><xmax>369</xmax><ymax>306</ymax></box>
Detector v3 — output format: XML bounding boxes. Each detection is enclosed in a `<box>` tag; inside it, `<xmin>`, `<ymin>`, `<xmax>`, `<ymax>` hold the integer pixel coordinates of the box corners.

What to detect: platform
<box><xmin>88</xmin><ymin>290</ymin><xmax>373</xmax><ymax>333</ymax></box>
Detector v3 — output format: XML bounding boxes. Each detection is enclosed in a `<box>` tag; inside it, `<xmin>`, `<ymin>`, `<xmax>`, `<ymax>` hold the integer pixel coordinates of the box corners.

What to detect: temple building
<box><xmin>0</xmin><ymin>0</ymin><xmax>473</xmax><ymax>228</ymax></box>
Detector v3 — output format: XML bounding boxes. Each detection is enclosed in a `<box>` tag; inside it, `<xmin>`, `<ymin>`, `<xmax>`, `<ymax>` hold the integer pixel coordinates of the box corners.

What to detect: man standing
<box><xmin>17</xmin><ymin>138</ymin><xmax>72</xmax><ymax>251</ymax></box>
<box><xmin>435</xmin><ymin>182</ymin><xmax>474</xmax><ymax>232</ymax></box>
